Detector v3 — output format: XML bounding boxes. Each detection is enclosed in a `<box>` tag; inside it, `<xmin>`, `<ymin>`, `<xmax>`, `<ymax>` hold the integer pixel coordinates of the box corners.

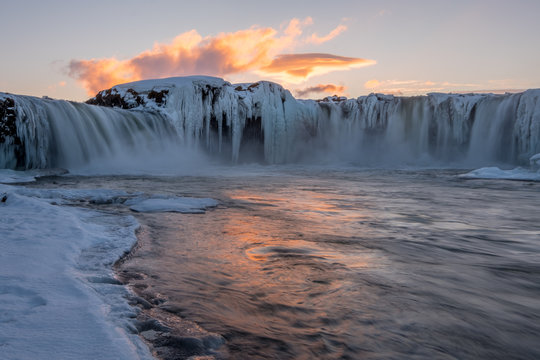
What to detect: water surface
<box><xmin>37</xmin><ymin>168</ymin><xmax>540</xmax><ymax>359</ymax></box>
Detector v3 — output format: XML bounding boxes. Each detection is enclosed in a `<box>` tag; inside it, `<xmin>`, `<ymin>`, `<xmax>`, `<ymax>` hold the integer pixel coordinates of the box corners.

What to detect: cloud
<box><xmin>364</xmin><ymin>79</ymin><xmax>380</xmax><ymax>88</ymax></box>
<box><xmin>68</xmin><ymin>18</ymin><xmax>370</xmax><ymax>95</ymax></box>
<box><xmin>296</xmin><ymin>84</ymin><xmax>346</xmax><ymax>97</ymax></box>
<box><xmin>307</xmin><ymin>24</ymin><xmax>347</xmax><ymax>44</ymax></box>
<box><xmin>364</xmin><ymin>79</ymin><xmax>481</xmax><ymax>95</ymax></box>
<box><xmin>261</xmin><ymin>53</ymin><xmax>375</xmax><ymax>83</ymax></box>
<box><xmin>47</xmin><ymin>80</ymin><xmax>67</xmax><ymax>91</ymax></box>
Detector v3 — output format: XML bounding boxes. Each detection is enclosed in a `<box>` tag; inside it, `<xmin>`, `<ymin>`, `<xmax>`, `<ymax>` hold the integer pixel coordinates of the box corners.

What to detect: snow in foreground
<box><xmin>0</xmin><ymin>172</ymin><xmax>217</xmax><ymax>359</ymax></box>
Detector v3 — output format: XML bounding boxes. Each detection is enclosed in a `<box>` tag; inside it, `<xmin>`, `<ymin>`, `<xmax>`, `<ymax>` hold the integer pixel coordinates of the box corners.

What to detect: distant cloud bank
<box><xmin>296</xmin><ymin>83</ymin><xmax>346</xmax><ymax>97</ymax></box>
<box><xmin>68</xmin><ymin>18</ymin><xmax>375</xmax><ymax>95</ymax></box>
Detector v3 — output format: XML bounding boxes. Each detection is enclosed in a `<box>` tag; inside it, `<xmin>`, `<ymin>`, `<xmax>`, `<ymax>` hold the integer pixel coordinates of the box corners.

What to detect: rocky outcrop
<box><xmin>0</xmin><ymin>97</ymin><xmax>19</xmax><ymax>144</ymax></box>
<box><xmin>0</xmin><ymin>96</ymin><xmax>26</xmax><ymax>168</ymax></box>
<box><xmin>86</xmin><ymin>88</ymin><xmax>169</xmax><ymax>109</ymax></box>
<box><xmin>86</xmin><ymin>88</ymin><xmax>144</xmax><ymax>109</ymax></box>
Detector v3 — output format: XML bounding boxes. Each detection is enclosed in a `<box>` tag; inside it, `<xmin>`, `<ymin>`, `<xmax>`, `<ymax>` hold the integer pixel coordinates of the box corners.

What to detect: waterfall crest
<box><xmin>1</xmin><ymin>76</ymin><xmax>539</xmax><ymax>170</ymax></box>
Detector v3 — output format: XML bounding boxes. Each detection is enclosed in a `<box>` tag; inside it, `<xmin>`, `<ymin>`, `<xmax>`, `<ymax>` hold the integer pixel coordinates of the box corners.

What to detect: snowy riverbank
<box><xmin>0</xmin><ymin>170</ymin><xmax>216</xmax><ymax>359</ymax></box>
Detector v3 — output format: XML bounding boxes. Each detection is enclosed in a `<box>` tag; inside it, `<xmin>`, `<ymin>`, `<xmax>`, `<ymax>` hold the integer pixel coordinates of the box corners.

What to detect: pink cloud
<box><xmin>307</xmin><ymin>24</ymin><xmax>347</xmax><ymax>44</ymax></box>
<box><xmin>296</xmin><ymin>83</ymin><xmax>347</xmax><ymax>97</ymax></box>
<box><xmin>261</xmin><ymin>53</ymin><xmax>375</xmax><ymax>83</ymax></box>
<box><xmin>68</xmin><ymin>18</ymin><xmax>372</xmax><ymax>95</ymax></box>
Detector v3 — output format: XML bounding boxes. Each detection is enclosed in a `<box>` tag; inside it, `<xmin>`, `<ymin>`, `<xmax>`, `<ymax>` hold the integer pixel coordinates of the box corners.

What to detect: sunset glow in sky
<box><xmin>1</xmin><ymin>0</ymin><xmax>539</xmax><ymax>101</ymax></box>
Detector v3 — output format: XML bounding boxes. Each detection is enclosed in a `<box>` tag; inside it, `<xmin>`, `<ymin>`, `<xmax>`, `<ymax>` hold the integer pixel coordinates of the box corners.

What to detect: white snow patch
<box><xmin>113</xmin><ymin>75</ymin><xmax>228</xmax><ymax>94</ymax></box>
<box><xmin>0</xmin><ymin>169</ymin><xmax>37</xmax><ymax>183</ymax></box>
<box><xmin>128</xmin><ymin>196</ymin><xmax>218</xmax><ymax>213</ymax></box>
<box><xmin>460</xmin><ymin>153</ymin><xmax>540</xmax><ymax>181</ymax></box>
<box><xmin>12</xmin><ymin>187</ymin><xmax>134</xmax><ymax>205</ymax></box>
<box><xmin>0</xmin><ymin>168</ymin><xmax>67</xmax><ymax>184</ymax></box>
<box><xmin>460</xmin><ymin>167</ymin><xmax>540</xmax><ymax>181</ymax></box>
<box><xmin>0</xmin><ymin>184</ymin><xmax>153</xmax><ymax>360</ymax></box>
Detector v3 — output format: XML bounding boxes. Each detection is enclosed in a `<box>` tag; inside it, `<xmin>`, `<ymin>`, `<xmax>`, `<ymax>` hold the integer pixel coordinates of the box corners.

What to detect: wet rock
<box><xmin>86</xmin><ymin>88</ymin><xmax>139</xmax><ymax>109</ymax></box>
<box><xmin>129</xmin><ymin>295</ymin><xmax>153</xmax><ymax>310</ymax></box>
<box><xmin>158</xmin><ymin>303</ymin><xmax>185</xmax><ymax>314</ymax></box>
<box><xmin>135</xmin><ymin>318</ymin><xmax>172</xmax><ymax>332</ymax></box>
<box><xmin>201</xmin><ymin>334</ymin><xmax>225</xmax><ymax>350</ymax></box>
<box><xmin>158</xmin><ymin>336</ymin><xmax>206</xmax><ymax>354</ymax></box>
<box><xmin>140</xmin><ymin>329</ymin><xmax>159</xmax><ymax>341</ymax></box>
<box><xmin>86</xmin><ymin>88</ymin><xmax>168</xmax><ymax>109</ymax></box>
<box><xmin>0</xmin><ymin>96</ymin><xmax>26</xmax><ymax>168</ymax></box>
<box><xmin>147</xmin><ymin>89</ymin><xmax>169</xmax><ymax>104</ymax></box>
<box><xmin>0</xmin><ymin>97</ymin><xmax>19</xmax><ymax>144</ymax></box>
<box><xmin>247</xmin><ymin>82</ymin><xmax>260</xmax><ymax>91</ymax></box>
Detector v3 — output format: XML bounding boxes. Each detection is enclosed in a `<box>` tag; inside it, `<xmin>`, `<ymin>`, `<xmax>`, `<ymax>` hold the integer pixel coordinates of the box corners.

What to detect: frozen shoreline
<box><xmin>0</xmin><ymin>170</ymin><xmax>217</xmax><ymax>360</ymax></box>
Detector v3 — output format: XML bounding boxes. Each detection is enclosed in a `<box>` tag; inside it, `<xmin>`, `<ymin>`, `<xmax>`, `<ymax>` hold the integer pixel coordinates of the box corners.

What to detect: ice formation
<box><xmin>0</xmin><ymin>182</ymin><xmax>153</xmax><ymax>360</ymax></box>
<box><xmin>0</xmin><ymin>177</ymin><xmax>220</xmax><ymax>358</ymax></box>
<box><xmin>460</xmin><ymin>153</ymin><xmax>540</xmax><ymax>181</ymax></box>
<box><xmin>127</xmin><ymin>196</ymin><xmax>218</xmax><ymax>213</ymax></box>
<box><xmin>1</xmin><ymin>76</ymin><xmax>539</xmax><ymax>169</ymax></box>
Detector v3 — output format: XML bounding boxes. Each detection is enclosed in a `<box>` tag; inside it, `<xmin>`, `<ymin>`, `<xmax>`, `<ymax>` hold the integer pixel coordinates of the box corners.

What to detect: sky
<box><xmin>1</xmin><ymin>0</ymin><xmax>539</xmax><ymax>101</ymax></box>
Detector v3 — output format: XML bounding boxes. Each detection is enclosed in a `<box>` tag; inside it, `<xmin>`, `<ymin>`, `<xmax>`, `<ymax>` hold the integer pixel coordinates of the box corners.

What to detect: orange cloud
<box><xmin>47</xmin><ymin>80</ymin><xmax>68</xmax><ymax>91</ymax></box>
<box><xmin>364</xmin><ymin>79</ymin><xmax>482</xmax><ymax>95</ymax></box>
<box><xmin>296</xmin><ymin>84</ymin><xmax>346</xmax><ymax>97</ymax></box>
<box><xmin>68</xmin><ymin>18</ymin><xmax>370</xmax><ymax>95</ymax></box>
<box><xmin>307</xmin><ymin>24</ymin><xmax>347</xmax><ymax>44</ymax></box>
<box><xmin>364</xmin><ymin>79</ymin><xmax>381</xmax><ymax>89</ymax></box>
<box><xmin>261</xmin><ymin>53</ymin><xmax>376</xmax><ymax>83</ymax></box>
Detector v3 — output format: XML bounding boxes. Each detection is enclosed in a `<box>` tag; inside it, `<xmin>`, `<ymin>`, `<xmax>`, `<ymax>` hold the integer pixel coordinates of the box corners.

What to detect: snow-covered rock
<box><xmin>459</xmin><ymin>166</ymin><xmax>540</xmax><ymax>181</ymax></box>
<box><xmin>460</xmin><ymin>153</ymin><xmax>540</xmax><ymax>181</ymax></box>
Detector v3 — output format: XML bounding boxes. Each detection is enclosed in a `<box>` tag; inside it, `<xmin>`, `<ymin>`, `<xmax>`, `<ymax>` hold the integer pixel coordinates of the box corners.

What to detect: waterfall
<box><xmin>1</xmin><ymin>77</ymin><xmax>539</xmax><ymax>170</ymax></box>
<box><xmin>0</xmin><ymin>94</ymin><xmax>178</xmax><ymax>170</ymax></box>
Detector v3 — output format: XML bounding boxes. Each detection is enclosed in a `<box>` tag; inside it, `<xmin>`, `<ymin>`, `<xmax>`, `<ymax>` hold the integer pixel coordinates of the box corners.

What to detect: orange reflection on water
<box><xmin>224</xmin><ymin>187</ymin><xmax>378</xmax><ymax>271</ymax></box>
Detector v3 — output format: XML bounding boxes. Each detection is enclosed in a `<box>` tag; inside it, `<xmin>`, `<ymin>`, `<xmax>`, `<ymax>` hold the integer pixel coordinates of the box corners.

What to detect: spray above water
<box><xmin>1</xmin><ymin>76</ymin><xmax>539</xmax><ymax>172</ymax></box>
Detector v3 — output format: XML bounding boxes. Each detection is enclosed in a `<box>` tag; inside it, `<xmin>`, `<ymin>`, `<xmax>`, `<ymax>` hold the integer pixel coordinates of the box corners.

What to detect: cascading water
<box><xmin>0</xmin><ymin>94</ymin><xmax>181</xmax><ymax>170</ymax></box>
<box><xmin>1</xmin><ymin>76</ymin><xmax>539</xmax><ymax>170</ymax></box>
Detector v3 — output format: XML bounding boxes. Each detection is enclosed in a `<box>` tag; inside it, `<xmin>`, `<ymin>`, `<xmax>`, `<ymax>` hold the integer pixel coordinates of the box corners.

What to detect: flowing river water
<box><xmin>34</xmin><ymin>167</ymin><xmax>540</xmax><ymax>359</ymax></box>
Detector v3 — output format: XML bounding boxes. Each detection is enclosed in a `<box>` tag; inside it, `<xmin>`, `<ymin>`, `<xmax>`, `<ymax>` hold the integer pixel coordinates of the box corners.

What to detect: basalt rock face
<box><xmin>86</xmin><ymin>88</ymin><xmax>171</xmax><ymax>110</ymax></box>
<box><xmin>0</xmin><ymin>92</ymin><xmax>176</xmax><ymax>169</ymax></box>
<box><xmin>0</xmin><ymin>96</ymin><xmax>25</xmax><ymax>168</ymax></box>
<box><xmin>86</xmin><ymin>88</ymin><xmax>170</xmax><ymax>110</ymax></box>
<box><xmin>1</xmin><ymin>97</ymin><xmax>18</xmax><ymax>143</ymax></box>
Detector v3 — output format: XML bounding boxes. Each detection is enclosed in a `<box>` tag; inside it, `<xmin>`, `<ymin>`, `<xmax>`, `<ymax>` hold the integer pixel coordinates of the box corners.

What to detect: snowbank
<box><xmin>0</xmin><ymin>183</ymin><xmax>154</xmax><ymax>359</ymax></box>
<box><xmin>0</xmin><ymin>168</ymin><xmax>67</xmax><ymax>184</ymax></box>
<box><xmin>0</xmin><ymin>169</ymin><xmax>37</xmax><ymax>183</ymax></box>
<box><xmin>0</xmin><ymin>175</ymin><xmax>220</xmax><ymax>359</ymax></box>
